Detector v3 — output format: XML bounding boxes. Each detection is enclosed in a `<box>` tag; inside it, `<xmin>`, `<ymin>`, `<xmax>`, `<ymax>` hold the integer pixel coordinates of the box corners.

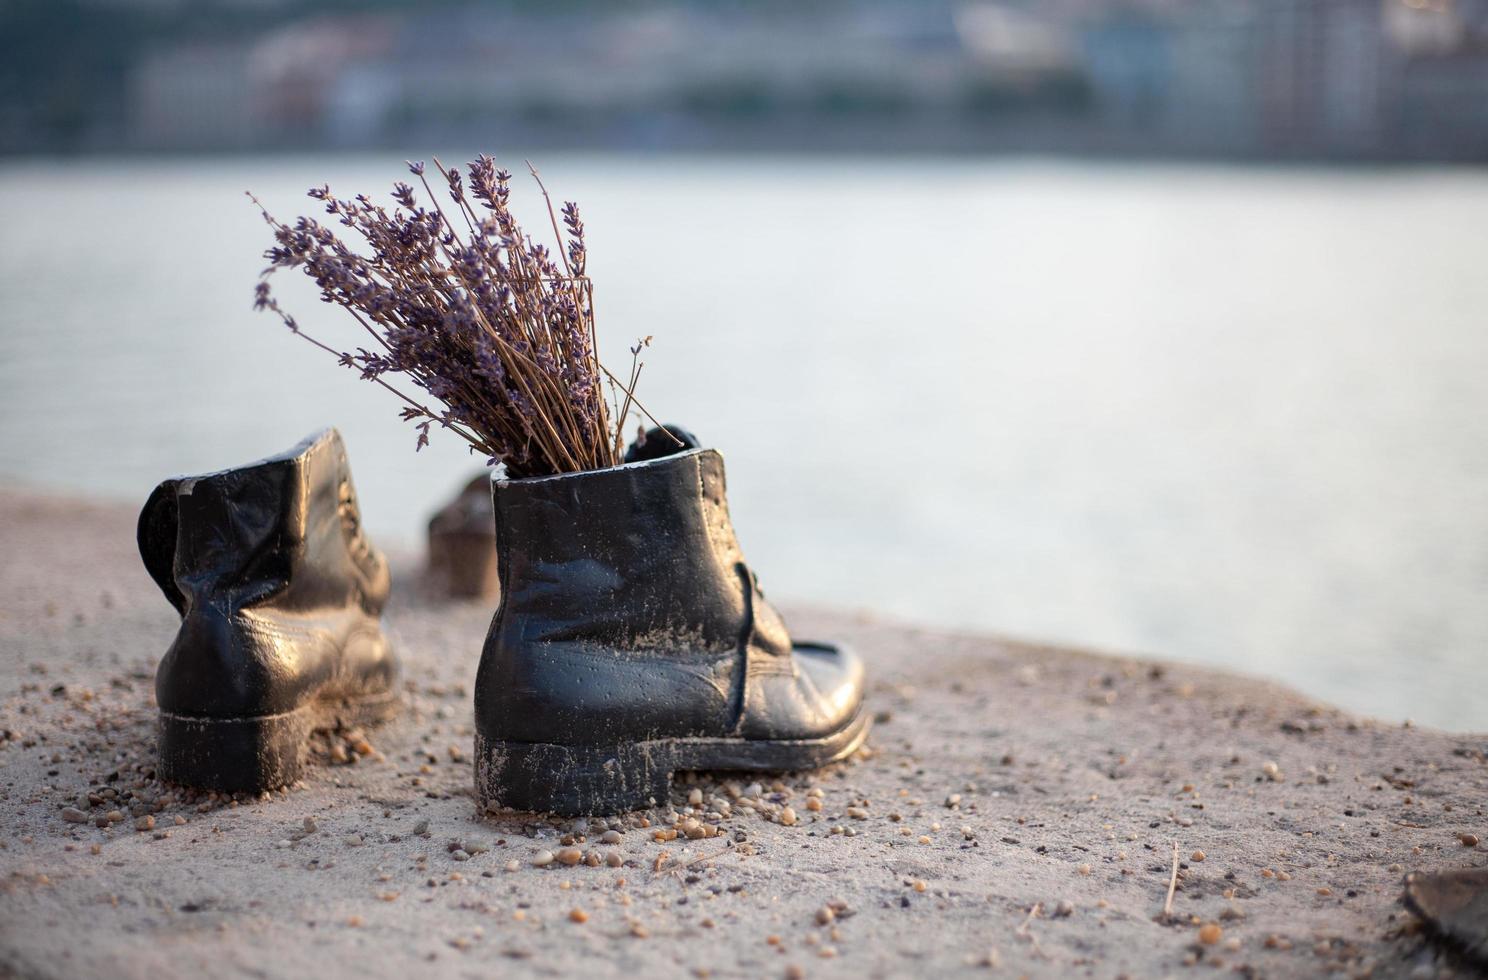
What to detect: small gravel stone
<box><xmin>61</xmin><ymin>807</ymin><xmax>88</xmax><ymax>824</ymax></box>
<box><xmin>344</xmin><ymin>834</ymin><xmax>364</xmax><ymax>847</ymax></box>
<box><xmin>302</xmin><ymin>816</ymin><xmax>317</xmax><ymax>834</ymax></box>
<box><xmin>532</xmin><ymin>850</ymin><xmax>555</xmax><ymax>867</ymax></box>
<box><xmin>780</xmin><ymin>807</ymin><xmax>798</xmax><ymax>827</ymax></box>
<box><xmin>569</xmin><ymin>907</ymin><xmax>588</xmax><ymax>923</ymax></box>
<box><xmin>1191</xmin><ymin>849</ymin><xmax>1206</xmax><ymax>862</ymax></box>
<box><xmin>1459</xmin><ymin>833</ymin><xmax>1479</xmax><ymax>847</ymax></box>
<box><xmin>556</xmin><ymin>847</ymin><xmax>583</xmax><ymax>866</ymax></box>
<box><xmin>504</xmin><ymin>859</ymin><xmax>520</xmax><ymax>872</ymax></box>
<box><xmin>605</xmin><ymin>851</ymin><xmax>623</xmax><ymax>868</ymax></box>
<box><xmin>815</xmin><ymin>906</ymin><xmax>835</xmax><ymax>925</ymax></box>
<box><xmin>1198</xmin><ymin>923</ymin><xmax>1223</xmax><ymax>945</ymax></box>
<box><xmin>134</xmin><ymin>815</ymin><xmax>155</xmax><ymax>832</ymax></box>
<box><xmin>601</xmin><ymin>830</ymin><xmax>622</xmax><ymax>844</ymax></box>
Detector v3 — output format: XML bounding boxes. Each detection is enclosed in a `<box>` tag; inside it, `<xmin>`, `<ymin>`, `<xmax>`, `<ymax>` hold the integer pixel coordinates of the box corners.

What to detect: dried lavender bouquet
<box><xmin>250</xmin><ymin>156</ymin><xmax>663</xmax><ymax>478</ymax></box>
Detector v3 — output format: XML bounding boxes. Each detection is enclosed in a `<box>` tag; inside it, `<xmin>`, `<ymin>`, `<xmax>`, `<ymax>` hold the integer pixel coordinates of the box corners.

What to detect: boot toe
<box><xmin>794</xmin><ymin>641</ymin><xmax>866</xmax><ymax>734</ymax></box>
<box><xmin>740</xmin><ymin>641</ymin><xmax>866</xmax><ymax>742</ymax></box>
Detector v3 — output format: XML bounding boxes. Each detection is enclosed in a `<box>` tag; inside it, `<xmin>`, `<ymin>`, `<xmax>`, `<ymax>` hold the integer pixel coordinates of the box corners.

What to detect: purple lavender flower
<box><xmin>246</xmin><ymin>157</ymin><xmax>663</xmax><ymax>476</ymax></box>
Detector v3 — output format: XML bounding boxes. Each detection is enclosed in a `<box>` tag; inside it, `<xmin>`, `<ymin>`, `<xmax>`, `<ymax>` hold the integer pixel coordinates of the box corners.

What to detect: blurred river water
<box><xmin>1</xmin><ymin>153</ymin><xmax>1484</xmax><ymax>730</ymax></box>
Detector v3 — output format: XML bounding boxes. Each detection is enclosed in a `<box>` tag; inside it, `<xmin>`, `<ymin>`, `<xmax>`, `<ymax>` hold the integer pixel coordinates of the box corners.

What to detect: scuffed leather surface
<box><xmin>476</xmin><ymin>446</ymin><xmax>866</xmax><ymax>747</ymax></box>
<box><xmin>138</xmin><ymin>429</ymin><xmax>398</xmax><ymax>719</ymax></box>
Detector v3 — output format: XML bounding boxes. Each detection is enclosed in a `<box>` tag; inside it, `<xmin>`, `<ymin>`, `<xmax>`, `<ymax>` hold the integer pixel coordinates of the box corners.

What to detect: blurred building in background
<box><xmin>2</xmin><ymin>0</ymin><xmax>1487</xmax><ymax>160</ymax></box>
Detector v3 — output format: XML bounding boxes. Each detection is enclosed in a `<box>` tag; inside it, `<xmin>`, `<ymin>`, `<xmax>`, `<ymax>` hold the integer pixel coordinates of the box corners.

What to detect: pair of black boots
<box><xmin>138</xmin><ymin>429</ymin><xmax>868</xmax><ymax>815</ymax></box>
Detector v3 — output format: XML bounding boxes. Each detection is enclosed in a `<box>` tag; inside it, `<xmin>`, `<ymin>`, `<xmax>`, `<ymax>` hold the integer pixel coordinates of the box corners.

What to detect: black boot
<box><xmin>474</xmin><ymin>433</ymin><xmax>868</xmax><ymax>815</ymax></box>
<box><xmin>137</xmin><ymin>429</ymin><xmax>399</xmax><ymax>793</ymax></box>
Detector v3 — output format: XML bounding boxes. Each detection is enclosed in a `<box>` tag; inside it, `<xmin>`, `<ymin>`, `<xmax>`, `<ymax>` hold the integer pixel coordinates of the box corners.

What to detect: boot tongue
<box><xmin>623</xmin><ymin>424</ymin><xmax>700</xmax><ymax>464</ymax></box>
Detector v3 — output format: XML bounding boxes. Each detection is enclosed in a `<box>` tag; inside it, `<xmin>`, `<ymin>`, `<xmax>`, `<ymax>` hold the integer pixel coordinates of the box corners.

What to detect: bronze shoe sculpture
<box><xmin>475</xmin><ymin>428</ymin><xmax>869</xmax><ymax>815</ymax></box>
<box><xmin>137</xmin><ymin>429</ymin><xmax>399</xmax><ymax>793</ymax></box>
<box><xmin>427</xmin><ymin>473</ymin><xmax>500</xmax><ymax>600</ymax></box>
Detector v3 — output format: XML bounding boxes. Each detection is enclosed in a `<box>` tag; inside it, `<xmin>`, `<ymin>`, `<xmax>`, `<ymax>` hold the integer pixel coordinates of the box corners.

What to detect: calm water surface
<box><xmin>1</xmin><ymin>154</ymin><xmax>1484</xmax><ymax>730</ymax></box>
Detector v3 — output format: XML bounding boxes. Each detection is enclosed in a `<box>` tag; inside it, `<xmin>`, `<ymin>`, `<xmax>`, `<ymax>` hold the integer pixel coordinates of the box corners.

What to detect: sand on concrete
<box><xmin>0</xmin><ymin>488</ymin><xmax>1485</xmax><ymax>979</ymax></box>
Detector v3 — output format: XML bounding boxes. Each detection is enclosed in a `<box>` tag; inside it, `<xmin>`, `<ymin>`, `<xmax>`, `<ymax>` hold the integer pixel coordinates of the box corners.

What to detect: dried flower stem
<box><xmin>250</xmin><ymin>156</ymin><xmax>657</xmax><ymax>477</ymax></box>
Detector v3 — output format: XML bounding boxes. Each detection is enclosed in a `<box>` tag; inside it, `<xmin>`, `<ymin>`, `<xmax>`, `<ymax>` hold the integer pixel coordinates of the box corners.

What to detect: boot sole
<box><xmin>474</xmin><ymin>711</ymin><xmax>871</xmax><ymax>816</ymax></box>
<box><xmin>157</xmin><ymin>690</ymin><xmax>399</xmax><ymax>794</ymax></box>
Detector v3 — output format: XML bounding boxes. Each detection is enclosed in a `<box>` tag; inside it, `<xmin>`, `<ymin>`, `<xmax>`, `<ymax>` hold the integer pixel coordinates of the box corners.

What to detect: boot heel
<box><xmin>475</xmin><ymin>734</ymin><xmax>674</xmax><ymax>815</ymax></box>
<box><xmin>157</xmin><ymin>708</ymin><xmax>312</xmax><ymax>794</ymax></box>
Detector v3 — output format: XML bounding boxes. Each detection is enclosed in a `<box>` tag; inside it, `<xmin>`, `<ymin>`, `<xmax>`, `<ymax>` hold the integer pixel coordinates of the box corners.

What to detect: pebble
<box><xmin>302</xmin><ymin>817</ymin><xmax>317</xmax><ymax>834</ymax></box>
<box><xmin>61</xmin><ymin>807</ymin><xmax>88</xmax><ymax>824</ymax></box>
<box><xmin>1459</xmin><ymin>833</ymin><xmax>1479</xmax><ymax>847</ymax></box>
<box><xmin>532</xmin><ymin>850</ymin><xmax>555</xmax><ymax>867</ymax></box>
<box><xmin>605</xmin><ymin>851</ymin><xmax>623</xmax><ymax>868</ymax></box>
<box><xmin>815</xmin><ymin>906</ymin><xmax>835</xmax><ymax>925</ymax></box>
<box><xmin>105</xmin><ymin>810</ymin><xmax>124</xmax><ymax>823</ymax></box>
<box><xmin>601</xmin><ymin>830</ymin><xmax>622</xmax><ymax>845</ymax></box>
<box><xmin>134</xmin><ymin>815</ymin><xmax>155</xmax><ymax>832</ymax></box>
<box><xmin>504</xmin><ymin>859</ymin><xmax>520</xmax><ymax>872</ymax></box>
<box><xmin>412</xmin><ymin>819</ymin><xmax>430</xmax><ymax>836</ymax></box>
<box><xmin>780</xmin><ymin>807</ymin><xmax>798</xmax><ymax>827</ymax></box>
<box><xmin>1077</xmin><ymin>863</ymin><xmax>1092</xmax><ymax>876</ymax></box>
<box><xmin>569</xmin><ymin>907</ymin><xmax>588</xmax><ymax>923</ymax></box>
<box><xmin>805</xmin><ymin>798</ymin><xmax>822</xmax><ymax>812</ymax></box>
<box><xmin>556</xmin><ymin>847</ymin><xmax>583</xmax><ymax>866</ymax></box>
<box><xmin>1198</xmin><ymin>923</ymin><xmax>1223</xmax><ymax>945</ymax></box>
<box><xmin>688</xmin><ymin>788</ymin><xmax>703</xmax><ymax>806</ymax></box>
<box><xmin>1191</xmin><ymin>850</ymin><xmax>1206</xmax><ymax>862</ymax></box>
<box><xmin>344</xmin><ymin>834</ymin><xmax>364</xmax><ymax>847</ymax></box>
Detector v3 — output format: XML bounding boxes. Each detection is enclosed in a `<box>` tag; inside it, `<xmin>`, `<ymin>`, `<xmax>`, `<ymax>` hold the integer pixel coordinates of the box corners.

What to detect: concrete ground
<box><xmin>1</xmin><ymin>489</ymin><xmax>1485</xmax><ymax>979</ymax></box>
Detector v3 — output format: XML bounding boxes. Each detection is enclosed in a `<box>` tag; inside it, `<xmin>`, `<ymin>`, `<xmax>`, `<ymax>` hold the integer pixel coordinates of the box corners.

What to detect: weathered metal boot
<box><xmin>474</xmin><ymin>430</ymin><xmax>869</xmax><ymax>816</ymax></box>
<box><xmin>427</xmin><ymin>474</ymin><xmax>500</xmax><ymax>600</ymax></box>
<box><xmin>137</xmin><ymin>429</ymin><xmax>399</xmax><ymax>793</ymax></box>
